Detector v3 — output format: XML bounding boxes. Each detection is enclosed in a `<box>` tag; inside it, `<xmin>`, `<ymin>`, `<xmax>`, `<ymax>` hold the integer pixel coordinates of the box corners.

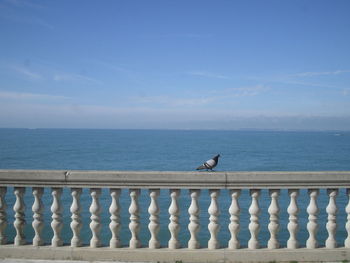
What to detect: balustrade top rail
<box><xmin>1</xmin><ymin>169</ymin><xmax>350</xmax><ymax>189</ymax></box>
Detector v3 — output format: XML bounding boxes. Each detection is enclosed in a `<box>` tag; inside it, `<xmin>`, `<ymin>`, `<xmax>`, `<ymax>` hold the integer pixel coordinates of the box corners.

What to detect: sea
<box><xmin>1</xmin><ymin>128</ymin><xmax>350</xmax><ymax>248</ymax></box>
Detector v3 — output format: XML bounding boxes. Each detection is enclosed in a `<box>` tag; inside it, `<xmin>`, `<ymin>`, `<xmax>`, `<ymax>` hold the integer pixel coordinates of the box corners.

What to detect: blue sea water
<box><xmin>1</xmin><ymin>128</ymin><xmax>350</xmax><ymax>248</ymax></box>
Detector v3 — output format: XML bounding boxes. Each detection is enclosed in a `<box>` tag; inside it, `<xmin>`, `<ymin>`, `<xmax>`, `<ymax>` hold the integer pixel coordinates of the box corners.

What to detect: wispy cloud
<box><xmin>0</xmin><ymin>0</ymin><xmax>52</xmax><ymax>29</ymax></box>
<box><xmin>162</xmin><ymin>33</ymin><xmax>213</xmax><ymax>38</ymax></box>
<box><xmin>93</xmin><ymin>61</ymin><xmax>131</xmax><ymax>74</ymax></box>
<box><xmin>8</xmin><ymin>62</ymin><xmax>103</xmax><ymax>85</ymax></box>
<box><xmin>187</xmin><ymin>71</ymin><xmax>230</xmax><ymax>79</ymax></box>
<box><xmin>275</xmin><ymin>79</ymin><xmax>339</xmax><ymax>89</ymax></box>
<box><xmin>142</xmin><ymin>33</ymin><xmax>213</xmax><ymax>39</ymax></box>
<box><xmin>292</xmin><ymin>70</ymin><xmax>350</xmax><ymax>77</ymax></box>
<box><xmin>343</xmin><ymin>89</ymin><xmax>350</xmax><ymax>96</ymax></box>
<box><xmin>0</xmin><ymin>12</ymin><xmax>53</xmax><ymax>29</ymax></box>
<box><xmin>0</xmin><ymin>91</ymin><xmax>70</xmax><ymax>101</ymax></box>
<box><xmin>247</xmin><ymin>73</ymin><xmax>346</xmax><ymax>90</ymax></box>
<box><xmin>221</xmin><ymin>85</ymin><xmax>269</xmax><ymax>97</ymax></box>
<box><xmin>53</xmin><ymin>73</ymin><xmax>103</xmax><ymax>85</ymax></box>
<box><xmin>11</xmin><ymin>66</ymin><xmax>43</xmax><ymax>80</ymax></box>
<box><xmin>130</xmin><ymin>85</ymin><xmax>268</xmax><ymax>107</ymax></box>
<box><xmin>131</xmin><ymin>95</ymin><xmax>213</xmax><ymax>107</ymax></box>
<box><xmin>4</xmin><ymin>0</ymin><xmax>45</xmax><ymax>9</ymax></box>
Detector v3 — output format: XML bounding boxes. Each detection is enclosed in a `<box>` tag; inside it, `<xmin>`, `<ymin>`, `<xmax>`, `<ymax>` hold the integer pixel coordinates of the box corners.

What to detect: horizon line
<box><xmin>0</xmin><ymin>127</ymin><xmax>349</xmax><ymax>132</ymax></box>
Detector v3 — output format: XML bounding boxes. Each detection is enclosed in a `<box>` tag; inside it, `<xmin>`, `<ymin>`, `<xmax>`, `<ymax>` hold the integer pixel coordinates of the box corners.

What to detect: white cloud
<box><xmin>0</xmin><ymin>91</ymin><xmax>70</xmax><ymax>101</ymax></box>
<box><xmin>187</xmin><ymin>71</ymin><xmax>230</xmax><ymax>79</ymax></box>
<box><xmin>53</xmin><ymin>73</ymin><xmax>102</xmax><ymax>85</ymax></box>
<box><xmin>0</xmin><ymin>0</ymin><xmax>52</xmax><ymax>29</ymax></box>
<box><xmin>90</xmin><ymin>60</ymin><xmax>132</xmax><ymax>74</ymax></box>
<box><xmin>221</xmin><ymin>85</ymin><xmax>269</xmax><ymax>97</ymax></box>
<box><xmin>248</xmin><ymin>74</ymin><xmax>345</xmax><ymax>90</ymax></box>
<box><xmin>0</xmin><ymin>12</ymin><xmax>53</xmax><ymax>29</ymax></box>
<box><xmin>162</xmin><ymin>33</ymin><xmax>213</xmax><ymax>38</ymax></box>
<box><xmin>131</xmin><ymin>95</ymin><xmax>213</xmax><ymax>107</ymax></box>
<box><xmin>276</xmin><ymin>80</ymin><xmax>338</xmax><ymax>89</ymax></box>
<box><xmin>141</xmin><ymin>33</ymin><xmax>213</xmax><ymax>39</ymax></box>
<box><xmin>4</xmin><ymin>0</ymin><xmax>45</xmax><ymax>9</ymax></box>
<box><xmin>11</xmin><ymin>66</ymin><xmax>43</xmax><ymax>80</ymax></box>
<box><xmin>129</xmin><ymin>85</ymin><xmax>268</xmax><ymax>108</ymax></box>
<box><xmin>293</xmin><ymin>70</ymin><xmax>350</xmax><ymax>77</ymax></box>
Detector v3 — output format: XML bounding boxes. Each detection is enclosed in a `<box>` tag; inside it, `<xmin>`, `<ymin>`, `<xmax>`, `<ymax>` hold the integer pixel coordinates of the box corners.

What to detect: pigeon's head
<box><xmin>213</xmin><ymin>154</ymin><xmax>220</xmax><ymax>160</ymax></box>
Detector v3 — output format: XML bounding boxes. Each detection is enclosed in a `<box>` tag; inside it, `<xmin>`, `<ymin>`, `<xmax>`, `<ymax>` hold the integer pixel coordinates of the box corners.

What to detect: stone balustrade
<box><xmin>1</xmin><ymin>170</ymin><xmax>350</xmax><ymax>262</ymax></box>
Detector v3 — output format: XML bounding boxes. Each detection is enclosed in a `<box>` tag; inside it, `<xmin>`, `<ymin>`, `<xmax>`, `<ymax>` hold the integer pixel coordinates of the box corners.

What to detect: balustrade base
<box><xmin>1</xmin><ymin>245</ymin><xmax>350</xmax><ymax>263</ymax></box>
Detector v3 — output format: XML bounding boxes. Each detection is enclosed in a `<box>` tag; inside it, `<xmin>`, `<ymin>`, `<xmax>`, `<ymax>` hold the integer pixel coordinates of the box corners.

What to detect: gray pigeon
<box><xmin>196</xmin><ymin>154</ymin><xmax>220</xmax><ymax>171</ymax></box>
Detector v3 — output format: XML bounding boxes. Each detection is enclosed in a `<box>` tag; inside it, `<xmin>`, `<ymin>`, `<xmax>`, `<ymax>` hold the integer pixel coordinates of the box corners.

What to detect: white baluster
<box><xmin>0</xmin><ymin>187</ymin><xmax>7</xmax><ymax>245</ymax></box>
<box><xmin>90</xmin><ymin>188</ymin><xmax>102</xmax><ymax>248</ymax></box>
<box><xmin>287</xmin><ymin>189</ymin><xmax>299</xmax><ymax>249</ymax></box>
<box><xmin>306</xmin><ymin>189</ymin><xmax>319</xmax><ymax>249</ymax></box>
<box><xmin>129</xmin><ymin>189</ymin><xmax>141</xmax><ymax>248</ymax></box>
<box><xmin>345</xmin><ymin>189</ymin><xmax>350</xmax><ymax>248</ymax></box>
<box><xmin>248</xmin><ymin>189</ymin><xmax>260</xmax><ymax>249</ymax></box>
<box><xmin>148</xmin><ymin>189</ymin><xmax>160</xmax><ymax>248</ymax></box>
<box><xmin>14</xmin><ymin>187</ymin><xmax>26</xmax><ymax>246</ymax></box>
<box><xmin>109</xmin><ymin>189</ymin><xmax>121</xmax><ymax>248</ymax></box>
<box><xmin>168</xmin><ymin>189</ymin><xmax>180</xmax><ymax>249</ymax></box>
<box><xmin>326</xmin><ymin>189</ymin><xmax>338</xmax><ymax>248</ymax></box>
<box><xmin>268</xmin><ymin>189</ymin><xmax>280</xmax><ymax>249</ymax></box>
<box><xmin>51</xmin><ymin>188</ymin><xmax>63</xmax><ymax>247</ymax></box>
<box><xmin>188</xmin><ymin>189</ymin><xmax>201</xmax><ymax>249</ymax></box>
<box><xmin>70</xmin><ymin>188</ymin><xmax>82</xmax><ymax>247</ymax></box>
<box><xmin>228</xmin><ymin>189</ymin><xmax>240</xmax><ymax>249</ymax></box>
<box><xmin>208</xmin><ymin>189</ymin><xmax>220</xmax><ymax>249</ymax></box>
<box><xmin>32</xmin><ymin>187</ymin><xmax>44</xmax><ymax>246</ymax></box>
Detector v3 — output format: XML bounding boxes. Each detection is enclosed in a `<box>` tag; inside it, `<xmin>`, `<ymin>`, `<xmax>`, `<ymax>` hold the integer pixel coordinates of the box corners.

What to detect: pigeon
<box><xmin>196</xmin><ymin>154</ymin><xmax>220</xmax><ymax>171</ymax></box>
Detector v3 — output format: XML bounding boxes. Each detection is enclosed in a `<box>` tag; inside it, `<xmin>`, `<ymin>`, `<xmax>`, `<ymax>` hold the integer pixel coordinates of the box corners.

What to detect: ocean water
<box><xmin>1</xmin><ymin>128</ymin><xmax>350</xmax><ymax>248</ymax></box>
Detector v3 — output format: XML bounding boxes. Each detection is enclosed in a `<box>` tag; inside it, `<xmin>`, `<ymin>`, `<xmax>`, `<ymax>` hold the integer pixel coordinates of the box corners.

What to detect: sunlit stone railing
<box><xmin>1</xmin><ymin>170</ymin><xmax>350</xmax><ymax>262</ymax></box>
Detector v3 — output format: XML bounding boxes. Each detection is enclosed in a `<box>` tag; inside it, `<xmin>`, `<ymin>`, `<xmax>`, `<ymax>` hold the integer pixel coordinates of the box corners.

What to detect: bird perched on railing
<box><xmin>196</xmin><ymin>154</ymin><xmax>220</xmax><ymax>171</ymax></box>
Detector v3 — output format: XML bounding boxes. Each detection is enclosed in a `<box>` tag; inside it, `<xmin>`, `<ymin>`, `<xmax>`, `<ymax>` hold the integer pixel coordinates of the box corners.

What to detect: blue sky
<box><xmin>1</xmin><ymin>0</ymin><xmax>350</xmax><ymax>130</ymax></box>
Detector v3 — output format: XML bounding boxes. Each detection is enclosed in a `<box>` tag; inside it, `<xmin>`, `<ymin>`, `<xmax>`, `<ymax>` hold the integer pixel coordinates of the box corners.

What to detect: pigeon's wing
<box><xmin>196</xmin><ymin>164</ymin><xmax>206</xmax><ymax>170</ymax></box>
<box><xmin>202</xmin><ymin>159</ymin><xmax>216</xmax><ymax>169</ymax></box>
<box><xmin>205</xmin><ymin>159</ymin><xmax>216</xmax><ymax>168</ymax></box>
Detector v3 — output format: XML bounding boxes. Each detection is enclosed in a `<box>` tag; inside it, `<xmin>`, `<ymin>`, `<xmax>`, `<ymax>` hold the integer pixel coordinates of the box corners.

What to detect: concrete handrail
<box><xmin>0</xmin><ymin>169</ymin><xmax>350</xmax><ymax>188</ymax></box>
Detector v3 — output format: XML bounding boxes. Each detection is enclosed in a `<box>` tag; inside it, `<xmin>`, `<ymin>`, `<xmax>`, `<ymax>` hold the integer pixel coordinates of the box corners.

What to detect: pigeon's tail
<box><xmin>196</xmin><ymin>164</ymin><xmax>206</xmax><ymax>170</ymax></box>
